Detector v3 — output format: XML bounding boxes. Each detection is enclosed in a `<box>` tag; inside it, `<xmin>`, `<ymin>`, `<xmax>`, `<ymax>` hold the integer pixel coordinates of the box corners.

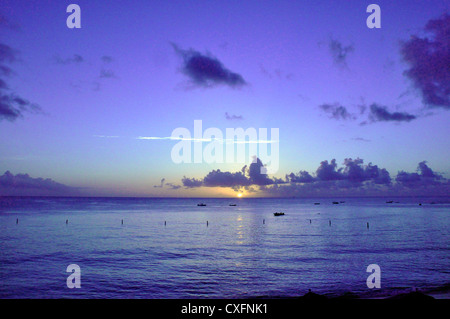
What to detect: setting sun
<box><xmin>237</xmin><ymin>193</ymin><xmax>243</xmax><ymax>197</ymax></box>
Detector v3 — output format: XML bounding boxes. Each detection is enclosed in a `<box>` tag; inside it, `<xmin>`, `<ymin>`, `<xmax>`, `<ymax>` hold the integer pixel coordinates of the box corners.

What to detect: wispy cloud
<box><xmin>319</xmin><ymin>103</ymin><xmax>355</xmax><ymax>120</ymax></box>
<box><xmin>225</xmin><ymin>112</ymin><xmax>244</xmax><ymax>120</ymax></box>
<box><xmin>53</xmin><ymin>54</ymin><xmax>84</xmax><ymax>65</ymax></box>
<box><xmin>259</xmin><ymin>64</ymin><xmax>294</xmax><ymax>80</ymax></box>
<box><xmin>93</xmin><ymin>135</ymin><xmax>120</xmax><ymax>138</ymax></box>
<box><xmin>328</xmin><ymin>38</ymin><xmax>354</xmax><ymax>67</ymax></box>
<box><xmin>153</xmin><ymin>178</ymin><xmax>165</xmax><ymax>188</ymax></box>
<box><xmin>136</xmin><ymin>136</ymin><xmax>277</xmax><ymax>144</ymax></box>
<box><xmin>53</xmin><ymin>54</ymin><xmax>117</xmax><ymax>91</ymax></box>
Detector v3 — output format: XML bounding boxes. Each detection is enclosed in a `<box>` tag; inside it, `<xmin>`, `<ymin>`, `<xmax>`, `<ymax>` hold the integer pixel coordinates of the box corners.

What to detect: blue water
<box><xmin>0</xmin><ymin>196</ymin><xmax>449</xmax><ymax>299</ymax></box>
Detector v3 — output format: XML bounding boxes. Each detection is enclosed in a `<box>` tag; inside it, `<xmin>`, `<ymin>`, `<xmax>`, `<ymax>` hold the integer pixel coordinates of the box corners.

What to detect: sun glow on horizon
<box><xmin>237</xmin><ymin>193</ymin><xmax>243</xmax><ymax>198</ymax></box>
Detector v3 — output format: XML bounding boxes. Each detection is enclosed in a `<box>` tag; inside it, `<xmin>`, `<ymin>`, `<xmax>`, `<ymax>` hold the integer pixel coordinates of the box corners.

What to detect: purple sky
<box><xmin>0</xmin><ymin>1</ymin><xmax>449</xmax><ymax>197</ymax></box>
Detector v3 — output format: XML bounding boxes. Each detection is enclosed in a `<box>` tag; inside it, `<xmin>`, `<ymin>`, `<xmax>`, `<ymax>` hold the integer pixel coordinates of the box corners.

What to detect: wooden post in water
<box><xmin>66</xmin><ymin>219</ymin><xmax>68</xmax><ymax>225</ymax></box>
<box><xmin>16</xmin><ymin>218</ymin><xmax>18</xmax><ymax>224</ymax></box>
<box><xmin>121</xmin><ymin>219</ymin><xmax>124</xmax><ymax>225</ymax></box>
<box><xmin>164</xmin><ymin>221</ymin><xmax>166</xmax><ymax>226</ymax></box>
<box><xmin>263</xmin><ymin>219</ymin><xmax>265</xmax><ymax>224</ymax></box>
<box><xmin>207</xmin><ymin>221</ymin><xmax>209</xmax><ymax>227</ymax></box>
<box><xmin>367</xmin><ymin>222</ymin><xmax>369</xmax><ymax>229</ymax></box>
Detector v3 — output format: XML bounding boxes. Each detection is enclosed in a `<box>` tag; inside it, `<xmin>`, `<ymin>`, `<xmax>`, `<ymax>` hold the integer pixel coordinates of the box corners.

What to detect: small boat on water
<box><xmin>197</xmin><ymin>203</ymin><xmax>207</xmax><ymax>206</ymax></box>
<box><xmin>332</xmin><ymin>201</ymin><xmax>339</xmax><ymax>204</ymax></box>
<box><xmin>229</xmin><ymin>204</ymin><xmax>237</xmax><ymax>206</ymax></box>
<box><xmin>274</xmin><ymin>212</ymin><xmax>285</xmax><ymax>216</ymax></box>
<box><xmin>386</xmin><ymin>200</ymin><xmax>393</xmax><ymax>203</ymax></box>
<box><xmin>314</xmin><ymin>203</ymin><xmax>320</xmax><ymax>205</ymax></box>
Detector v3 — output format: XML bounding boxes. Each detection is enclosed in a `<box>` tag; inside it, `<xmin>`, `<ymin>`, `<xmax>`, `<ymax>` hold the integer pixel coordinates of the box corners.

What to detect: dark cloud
<box><xmin>341</xmin><ymin>158</ymin><xmax>391</xmax><ymax>185</ymax></box>
<box><xmin>286</xmin><ymin>171</ymin><xmax>314</xmax><ymax>183</ymax></box>
<box><xmin>203</xmin><ymin>170</ymin><xmax>249</xmax><ymax>187</ymax></box>
<box><xmin>263</xmin><ymin>160</ymin><xmax>444</xmax><ymax>197</ymax></box>
<box><xmin>319</xmin><ymin>103</ymin><xmax>355</xmax><ymax>120</ymax></box>
<box><xmin>225</xmin><ymin>112</ymin><xmax>243</xmax><ymax>120</ymax></box>
<box><xmin>172</xmin><ymin>43</ymin><xmax>247</xmax><ymax>88</ymax></box>
<box><xmin>0</xmin><ymin>171</ymin><xmax>74</xmax><ymax>196</ymax></box>
<box><xmin>312</xmin><ymin>158</ymin><xmax>391</xmax><ymax>185</ymax></box>
<box><xmin>368</xmin><ymin>104</ymin><xmax>416</xmax><ymax>122</ymax></box>
<box><xmin>0</xmin><ymin>93</ymin><xmax>40</xmax><ymax>121</ymax></box>
<box><xmin>316</xmin><ymin>159</ymin><xmax>344</xmax><ymax>181</ymax></box>
<box><xmin>179</xmin><ymin>158</ymin><xmax>447</xmax><ymax>196</ymax></box>
<box><xmin>248</xmin><ymin>157</ymin><xmax>275</xmax><ymax>185</ymax></box>
<box><xmin>396</xmin><ymin>161</ymin><xmax>443</xmax><ymax>187</ymax></box>
<box><xmin>0</xmin><ymin>41</ymin><xmax>40</xmax><ymax>121</ymax></box>
<box><xmin>328</xmin><ymin>38</ymin><xmax>354</xmax><ymax>67</ymax></box>
<box><xmin>319</xmin><ymin>102</ymin><xmax>416</xmax><ymax>124</ymax></box>
<box><xmin>182</xmin><ymin>158</ymin><xmax>277</xmax><ymax>188</ymax></box>
<box><xmin>53</xmin><ymin>54</ymin><xmax>84</xmax><ymax>65</ymax></box>
<box><xmin>309</xmin><ymin>158</ymin><xmax>392</xmax><ymax>185</ymax></box>
<box><xmin>181</xmin><ymin>176</ymin><xmax>203</xmax><ymax>188</ymax></box>
<box><xmin>400</xmin><ymin>14</ymin><xmax>450</xmax><ymax>109</ymax></box>
<box><xmin>181</xmin><ymin>158</ymin><xmax>392</xmax><ymax>189</ymax></box>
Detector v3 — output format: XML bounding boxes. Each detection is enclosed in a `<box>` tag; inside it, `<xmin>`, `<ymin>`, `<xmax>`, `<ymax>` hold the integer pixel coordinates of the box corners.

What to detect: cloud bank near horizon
<box><xmin>0</xmin><ymin>171</ymin><xmax>75</xmax><ymax>196</ymax></box>
<box><xmin>1</xmin><ymin>158</ymin><xmax>447</xmax><ymax>197</ymax></box>
<box><xmin>180</xmin><ymin>158</ymin><xmax>448</xmax><ymax>197</ymax></box>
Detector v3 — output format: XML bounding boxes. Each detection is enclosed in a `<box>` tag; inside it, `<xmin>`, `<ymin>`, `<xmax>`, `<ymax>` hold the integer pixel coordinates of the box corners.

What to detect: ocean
<box><xmin>0</xmin><ymin>196</ymin><xmax>448</xmax><ymax>299</ymax></box>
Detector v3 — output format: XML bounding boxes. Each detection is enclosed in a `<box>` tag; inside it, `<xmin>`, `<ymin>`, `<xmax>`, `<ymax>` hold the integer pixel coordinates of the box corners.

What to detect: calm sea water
<box><xmin>0</xmin><ymin>196</ymin><xmax>448</xmax><ymax>299</ymax></box>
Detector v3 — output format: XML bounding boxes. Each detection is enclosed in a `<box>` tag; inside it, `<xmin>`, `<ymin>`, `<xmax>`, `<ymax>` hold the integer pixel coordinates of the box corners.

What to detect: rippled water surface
<box><xmin>0</xmin><ymin>196</ymin><xmax>448</xmax><ymax>298</ymax></box>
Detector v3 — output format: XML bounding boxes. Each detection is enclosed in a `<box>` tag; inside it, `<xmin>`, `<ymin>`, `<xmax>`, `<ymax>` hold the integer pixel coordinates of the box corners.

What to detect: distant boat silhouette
<box><xmin>229</xmin><ymin>204</ymin><xmax>237</xmax><ymax>206</ymax></box>
<box><xmin>386</xmin><ymin>200</ymin><xmax>394</xmax><ymax>203</ymax></box>
<box><xmin>197</xmin><ymin>203</ymin><xmax>206</xmax><ymax>206</ymax></box>
<box><xmin>274</xmin><ymin>212</ymin><xmax>285</xmax><ymax>216</ymax></box>
<box><xmin>314</xmin><ymin>203</ymin><xmax>320</xmax><ymax>205</ymax></box>
<box><xmin>332</xmin><ymin>201</ymin><xmax>339</xmax><ymax>204</ymax></box>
